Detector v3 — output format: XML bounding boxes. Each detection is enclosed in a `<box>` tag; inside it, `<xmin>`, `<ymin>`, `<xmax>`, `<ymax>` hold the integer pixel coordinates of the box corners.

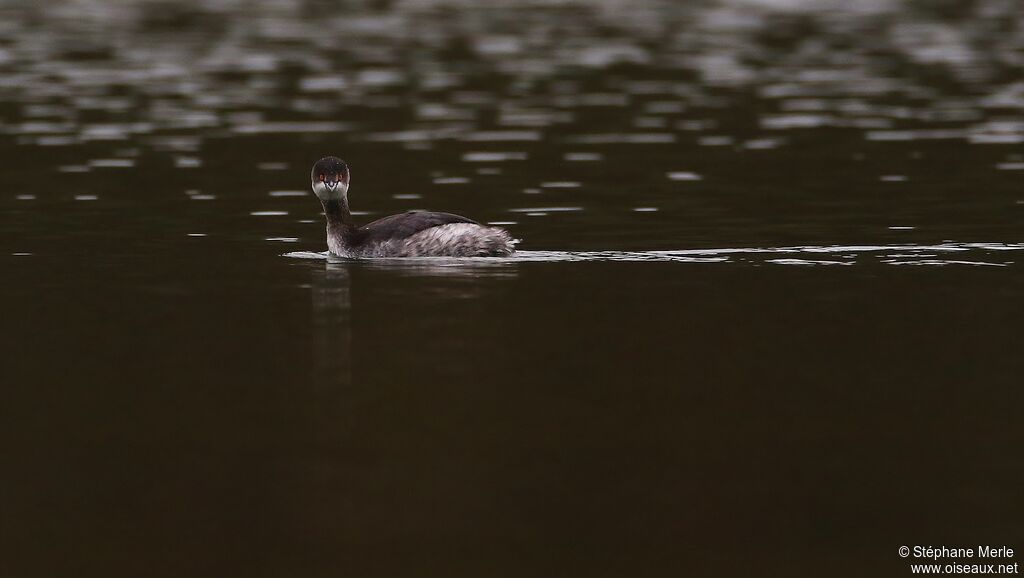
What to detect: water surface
<box><xmin>3</xmin><ymin>1</ymin><xmax>1024</xmax><ymax>576</ymax></box>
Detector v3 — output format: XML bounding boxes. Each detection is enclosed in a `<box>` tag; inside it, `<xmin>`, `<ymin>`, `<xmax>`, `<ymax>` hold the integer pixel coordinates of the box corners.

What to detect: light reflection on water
<box><xmin>2</xmin><ymin>0</ymin><xmax>1022</xmax><ymax>255</ymax></box>
<box><xmin>311</xmin><ymin>262</ymin><xmax>352</xmax><ymax>392</ymax></box>
<box><xmin>2</xmin><ymin>1</ymin><xmax>1023</xmax><ymax>154</ymax></box>
<box><xmin>286</xmin><ymin>242</ymin><xmax>1024</xmax><ymax>267</ymax></box>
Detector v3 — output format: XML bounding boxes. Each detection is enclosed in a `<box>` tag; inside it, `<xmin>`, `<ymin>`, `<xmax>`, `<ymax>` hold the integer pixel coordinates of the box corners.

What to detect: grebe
<box><xmin>310</xmin><ymin>156</ymin><xmax>516</xmax><ymax>257</ymax></box>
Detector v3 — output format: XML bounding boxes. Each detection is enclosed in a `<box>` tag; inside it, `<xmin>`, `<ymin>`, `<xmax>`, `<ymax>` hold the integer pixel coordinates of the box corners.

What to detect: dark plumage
<box><xmin>352</xmin><ymin>210</ymin><xmax>477</xmax><ymax>244</ymax></box>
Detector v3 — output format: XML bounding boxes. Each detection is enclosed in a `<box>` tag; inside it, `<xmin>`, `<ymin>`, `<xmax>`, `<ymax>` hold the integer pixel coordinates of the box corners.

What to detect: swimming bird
<box><xmin>310</xmin><ymin>156</ymin><xmax>516</xmax><ymax>257</ymax></box>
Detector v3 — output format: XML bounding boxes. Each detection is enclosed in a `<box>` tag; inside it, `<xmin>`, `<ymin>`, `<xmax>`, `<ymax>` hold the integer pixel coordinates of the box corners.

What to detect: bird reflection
<box><xmin>310</xmin><ymin>258</ymin><xmax>353</xmax><ymax>393</ymax></box>
<box><xmin>355</xmin><ymin>257</ymin><xmax>521</xmax><ymax>278</ymax></box>
<box><xmin>308</xmin><ymin>254</ymin><xmax>520</xmax><ymax>390</ymax></box>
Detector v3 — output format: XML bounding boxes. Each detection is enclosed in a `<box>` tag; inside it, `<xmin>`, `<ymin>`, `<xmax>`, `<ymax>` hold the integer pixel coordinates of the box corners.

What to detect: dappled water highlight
<box><xmin>5</xmin><ymin>0</ymin><xmax>1024</xmax><ymax>258</ymax></box>
<box><xmin>287</xmin><ymin>241</ymin><xmax>1024</xmax><ymax>266</ymax></box>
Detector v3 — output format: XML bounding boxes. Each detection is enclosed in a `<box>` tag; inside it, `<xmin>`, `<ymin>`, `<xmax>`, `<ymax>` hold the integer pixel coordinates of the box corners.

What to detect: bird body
<box><xmin>310</xmin><ymin>157</ymin><xmax>516</xmax><ymax>258</ymax></box>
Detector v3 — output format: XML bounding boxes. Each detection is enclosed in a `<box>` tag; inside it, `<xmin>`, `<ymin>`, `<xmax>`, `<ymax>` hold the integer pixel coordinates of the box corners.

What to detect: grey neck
<box><xmin>323</xmin><ymin>198</ymin><xmax>356</xmax><ymax>255</ymax></box>
<box><xmin>323</xmin><ymin>198</ymin><xmax>354</xmax><ymax>228</ymax></box>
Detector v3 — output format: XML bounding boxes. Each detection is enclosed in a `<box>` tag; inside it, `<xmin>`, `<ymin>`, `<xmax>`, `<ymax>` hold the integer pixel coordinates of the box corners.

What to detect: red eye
<box><xmin>319</xmin><ymin>174</ymin><xmax>325</xmax><ymax>182</ymax></box>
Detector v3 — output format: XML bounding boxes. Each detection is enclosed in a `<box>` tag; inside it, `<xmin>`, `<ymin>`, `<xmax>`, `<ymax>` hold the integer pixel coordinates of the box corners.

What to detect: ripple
<box><xmin>88</xmin><ymin>158</ymin><xmax>135</xmax><ymax>168</ymax></box>
<box><xmin>698</xmin><ymin>136</ymin><xmax>734</xmax><ymax>146</ymax></box>
<box><xmin>34</xmin><ymin>136</ymin><xmax>77</xmax><ymax>146</ymax></box>
<box><xmin>766</xmin><ymin>259</ymin><xmax>851</xmax><ymax>266</ymax></box>
<box><xmin>568</xmin><ymin>133</ymin><xmax>676</xmax><ymax>144</ymax></box>
<box><xmin>667</xmin><ymin>172</ymin><xmax>702</xmax><ymax>181</ymax></box>
<box><xmin>866</xmin><ymin>130</ymin><xmax>966</xmax><ymax>141</ymax></box>
<box><xmin>508</xmin><ymin>206</ymin><xmax>584</xmax><ymax>213</ymax></box>
<box><xmin>744</xmin><ymin>138</ymin><xmax>785</xmax><ymax>150</ymax></box>
<box><xmin>462</xmin><ymin>152</ymin><xmax>528</xmax><ymax>162</ymax></box>
<box><xmin>232</xmin><ymin>122</ymin><xmax>351</xmax><ymax>134</ymax></box>
<box><xmin>761</xmin><ymin>114</ymin><xmax>834</xmax><ymax>129</ymax></box>
<box><xmin>564</xmin><ymin>152</ymin><xmax>603</xmax><ymax>162</ymax></box>
<box><xmin>174</xmin><ymin>157</ymin><xmax>201</xmax><ymax>168</ymax></box>
<box><xmin>460</xmin><ymin>131</ymin><xmax>541</xmax><ymax>142</ymax></box>
<box><xmin>285</xmin><ymin>243</ymin><xmax>1024</xmax><ymax>267</ymax></box>
<box><xmin>884</xmin><ymin>260</ymin><xmax>1007</xmax><ymax>267</ymax></box>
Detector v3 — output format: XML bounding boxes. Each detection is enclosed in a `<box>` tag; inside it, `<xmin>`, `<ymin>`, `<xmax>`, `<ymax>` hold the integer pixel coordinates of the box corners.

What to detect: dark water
<box><xmin>3</xmin><ymin>1</ymin><xmax>1024</xmax><ymax>576</ymax></box>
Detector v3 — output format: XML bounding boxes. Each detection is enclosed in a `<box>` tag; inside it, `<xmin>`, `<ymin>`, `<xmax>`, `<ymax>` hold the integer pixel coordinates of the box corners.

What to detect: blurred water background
<box><xmin>2</xmin><ymin>0</ymin><xmax>1023</xmax><ymax>576</ymax></box>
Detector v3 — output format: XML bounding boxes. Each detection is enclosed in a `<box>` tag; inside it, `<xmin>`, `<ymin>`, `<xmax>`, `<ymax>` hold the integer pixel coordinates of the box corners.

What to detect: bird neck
<box><xmin>323</xmin><ymin>197</ymin><xmax>355</xmax><ymax>229</ymax></box>
<box><xmin>323</xmin><ymin>197</ymin><xmax>357</xmax><ymax>256</ymax></box>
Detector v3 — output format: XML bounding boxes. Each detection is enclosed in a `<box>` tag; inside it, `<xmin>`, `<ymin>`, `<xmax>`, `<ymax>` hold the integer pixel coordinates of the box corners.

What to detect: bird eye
<box><xmin>319</xmin><ymin>174</ymin><xmax>325</xmax><ymax>181</ymax></box>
